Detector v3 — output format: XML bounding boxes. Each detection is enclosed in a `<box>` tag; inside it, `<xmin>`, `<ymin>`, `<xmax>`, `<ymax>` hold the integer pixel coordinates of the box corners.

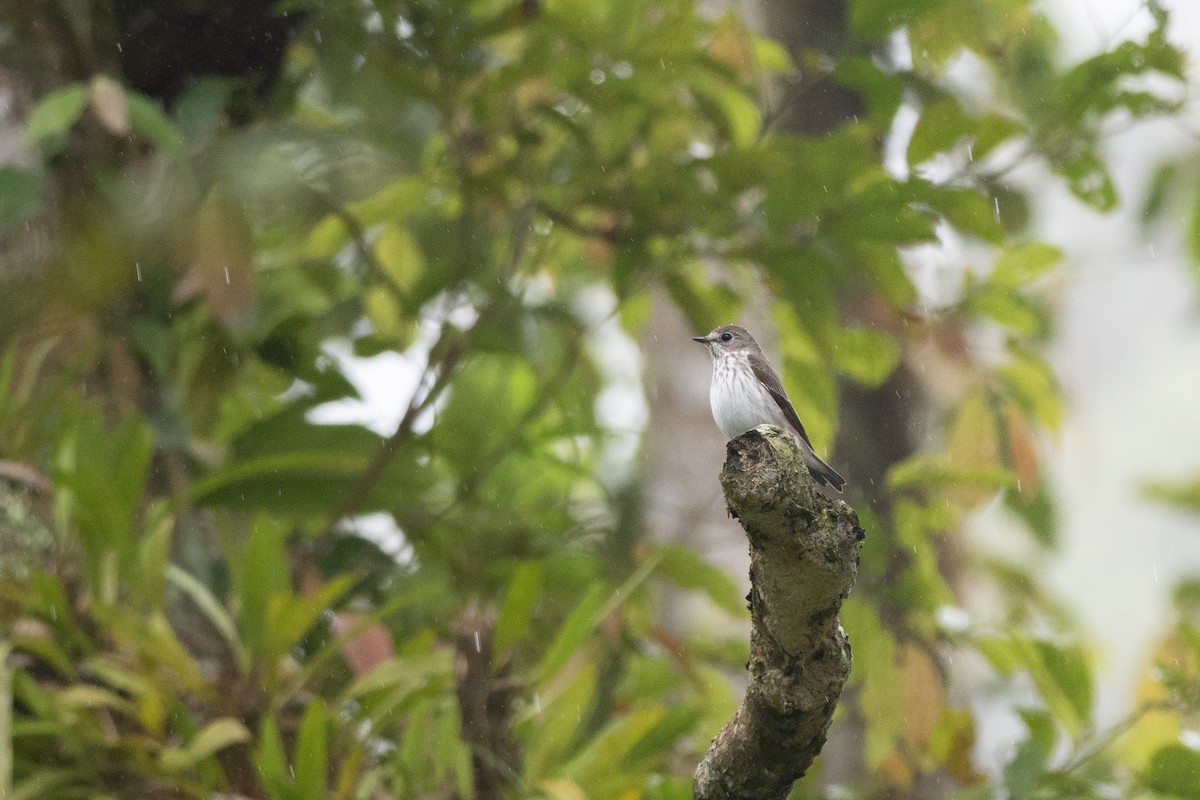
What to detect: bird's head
<box><xmin>692</xmin><ymin>325</ymin><xmax>760</xmax><ymax>358</ymax></box>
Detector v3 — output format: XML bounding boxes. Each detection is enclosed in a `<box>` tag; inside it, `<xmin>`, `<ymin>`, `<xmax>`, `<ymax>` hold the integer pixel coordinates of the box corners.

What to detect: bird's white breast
<box><xmin>709</xmin><ymin>354</ymin><xmax>789</xmax><ymax>439</ymax></box>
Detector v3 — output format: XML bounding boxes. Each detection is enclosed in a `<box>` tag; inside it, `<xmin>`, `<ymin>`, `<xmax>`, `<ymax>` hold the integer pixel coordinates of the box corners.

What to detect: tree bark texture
<box><xmin>694</xmin><ymin>426</ymin><xmax>863</xmax><ymax>800</ymax></box>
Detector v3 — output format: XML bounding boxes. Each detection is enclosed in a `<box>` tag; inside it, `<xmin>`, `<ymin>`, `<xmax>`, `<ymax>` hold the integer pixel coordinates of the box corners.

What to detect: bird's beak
<box><xmin>692</xmin><ymin>335</ymin><xmax>708</xmax><ymax>344</ymax></box>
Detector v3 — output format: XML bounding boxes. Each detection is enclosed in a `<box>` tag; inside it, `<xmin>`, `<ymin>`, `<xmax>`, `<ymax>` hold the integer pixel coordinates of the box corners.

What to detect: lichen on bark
<box><xmin>694</xmin><ymin>425</ymin><xmax>863</xmax><ymax>800</ymax></box>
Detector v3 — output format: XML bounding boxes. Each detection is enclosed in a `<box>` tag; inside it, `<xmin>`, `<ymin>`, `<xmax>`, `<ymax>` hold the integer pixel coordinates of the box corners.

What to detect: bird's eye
<box><xmin>720</xmin><ymin>332</ymin><xmax>733</xmax><ymax>342</ymax></box>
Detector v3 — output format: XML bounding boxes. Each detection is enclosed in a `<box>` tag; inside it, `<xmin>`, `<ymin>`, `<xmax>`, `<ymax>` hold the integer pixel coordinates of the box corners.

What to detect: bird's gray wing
<box><xmin>749</xmin><ymin>357</ymin><xmax>817</xmax><ymax>450</ymax></box>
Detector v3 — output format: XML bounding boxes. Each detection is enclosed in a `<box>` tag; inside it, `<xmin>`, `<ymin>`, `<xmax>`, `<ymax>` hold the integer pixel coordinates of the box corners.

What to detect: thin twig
<box><xmin>1056</xmin><ymin>699</ymin><xmax>1182</xmax><ymax>776</ymax></box>
<box><xmin>312</xmin><ymin>191</ymin><xmax>387</xmax><ymax>283</ymax></box>
<box><xmin>534</xmin><ymin>200</ymin><xmax>632</xmax><ymax>243</ymax></box>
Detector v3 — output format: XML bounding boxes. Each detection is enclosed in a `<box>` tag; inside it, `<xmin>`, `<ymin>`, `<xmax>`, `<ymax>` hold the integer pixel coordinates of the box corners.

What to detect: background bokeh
<box><xmin>4</xmin><ymin>1</ymin><xmax>1200</xmax><ymax>799</ymax></box>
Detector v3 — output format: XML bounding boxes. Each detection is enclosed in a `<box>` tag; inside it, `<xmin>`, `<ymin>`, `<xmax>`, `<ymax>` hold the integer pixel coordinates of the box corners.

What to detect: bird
<box><xmin>693</xmin><ymin>324</ymin><xmax>845</xmax><ymax>492</ymax></box>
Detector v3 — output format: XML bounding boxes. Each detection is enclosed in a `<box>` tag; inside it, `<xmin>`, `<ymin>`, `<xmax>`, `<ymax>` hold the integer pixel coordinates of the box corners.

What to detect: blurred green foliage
<box><xmin>0</xmin><ymin>0</ymin><xmax>1198</xmax><ymax>798</ymax></box>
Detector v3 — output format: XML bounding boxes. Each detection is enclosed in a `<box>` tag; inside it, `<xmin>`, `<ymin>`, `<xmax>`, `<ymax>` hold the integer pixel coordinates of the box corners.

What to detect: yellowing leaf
<box><xmin>160</xmin><ymin>718</ymin><xmax>251</xmax><ymax>772</ymax></box>
<box><xmin>175</xmin><ymin>190</ymin><xmax>256</xmax><ymax>324</ymax></box>
<box><xmin>899</xmin><ymin>644</ymin><xmax>942</xmax><ymax>746</ymax></box>
<box><xmin>1003</xmin><ymin>403</ymin><xmax>1040</xmax><ymax>494</ymax></box>
<box><xmin>540</xmin><ymin>778</ymin><xmax>588</xmax><ymax>800</ymax></box>
<box><xmin>928</xmin><ymin>708</ymin><xmax>985</xmax><ymax>785</ymax></box>
<box><xmin>1117</xmin><ymin>634</ymin><xmax>1188</xmax><ymax>768</ymax></box>
<box><xmin>753</xmin><ymin>36</ymin><xmax>794</xmax><ymax>75</ymax></box>
<box><xmin>947</xmin><ymin>393</ymin><xmax>999</xmax><ymax>471</ymax></box>
<box><xmin>89</xmin><ymin>75</ymin><xmax>129</xmax><ymax>134</ymax></box>
<box><xmin>878</xmin><ymin>748</ymin><xmax>913</xmax><ymax>788</ymax></box>
<box><xmin>945</xmin><ymin>394</ymin><xmax>1007</xmax><ymax>508</ymax></box>
<box><xmin>708</xmin><ymin>13</ymin><xmax>755</xmax><ymax>76</ymax></box>
<box><xmin>56</xmin><ymin>685</ymin><xmax>134</xmax><ymax>714</ymax></box>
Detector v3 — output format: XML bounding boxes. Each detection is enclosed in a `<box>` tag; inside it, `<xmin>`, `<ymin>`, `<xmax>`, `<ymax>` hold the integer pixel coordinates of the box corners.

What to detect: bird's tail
<box><xmin>801</xmin><ymin>446</ymin><xmax>846</xmax><ymax>493</ymax></box>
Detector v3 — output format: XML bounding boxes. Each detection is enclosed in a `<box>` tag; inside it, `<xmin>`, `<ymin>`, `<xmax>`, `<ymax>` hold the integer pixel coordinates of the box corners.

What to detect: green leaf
<box><xmin>83</xmin><ymin>655</ymin><xmax>168</xmax><ymax>733</ymax></box>
<box><xmin>495</xmin><ymin>562</ymin><xmax>545</xmax><ymax>652</ymax></box>
<box><xmin>138</xmin><ymin>507</ymin><xmax>174</xmax><ymax>608</ymax></box>
<box><xmin>166</xmin><ymin>565</ymin><xmax>248</xmax><ymax>670</ymax></box>
<box><xmin>1171</xmin><ymin>578</ymin><xmax>1200</xmax><ymax>615</ymax></box>
<box><xmin>561</xmin><ymin>706</ymin><xmax>666</xmax><ymax>786</ymax></box>
<box><xmin>1004</xmin><ymin>482</ymin><xmax>1057</xmax><ymax>547</ymax></box>
<box><xmin>364</xmin><ymin>285</ymin><xmax>408</xmax><ymax>342</ymax></box>
<box><xmin>652</xmin><ymin>544</ymin><xmax>747</xmax><ymax>618</ymax></box>
<box><xmin>1145</xmin><ymin>476</ymin><xmax>1200</xmax><ymax>514</ymax></box>
<box><xmin>524</xmin><ymin>662</ymin><xmax>598</xmax><ymax>778</ymax></box>
<box><xmin>538</xmin><ymin>553</ymin><xmax>662</xmax><ymax>684</ymax></box>
<box><xmin>341</xmin><ymin>652</ymin><xmax>450</xmax><ymax>701</ymax></box>
<box><xmin>1189</xmin><ymin>176</ymin><xmax>1200</xmax><ymax>289</ymax></box>
<box><xmin>980</xmin><ymin>635</ymin><xmax>1092</xmax><ymax>735</ymax></box>
<box><xmin>126</xmin><ymin>91</ymin><xmax>186</xmax><ymax>154</ymax></box>
<box><xmin>538</xmin><ymin>583</ymin><xmax>609</xmax><ymax>684</ymax></box>
<box><xmin>26</xmin><ymin>84</ymin><xmax>88</xmax><ymax>152</ymax></box>
<box><xmin>1143</xmin><ymin>743</ymin><xmax>1200</xmax><ymax>798</ymax></box>
<box><xmin>967</xmin><ymin>285</ymin><xmax>1047</xmax><ymax>337</ymax></box>
<box><xmin>56</xmin><ymin>413</ymin><xmax>154</xmax><ymax>596</ymax></box>
<box><xmin>835</xmin><ymin>57</ymin><xmax>903</xmax><ymax>129</ymax></box>
<box><xmin>1000</xmin><ymin>345</ymin><xmax>1061</xmax><ymax>430</ymax></box>
<box><xmin>190</xmin><ymin>450</ymin><xmax>370</xmax><ymax>512</ymax></box>
<box><xmin>160</xmin><ymin>718</ymin><xmax>251</xmax><ymax>772</ymax></box>
<box><xmin>1032</xmin><ymin>639</ymin><xmax>1093</xmax><ymax>732</ymax></box>
<box><xmin>888</xmin><ymin>454</ymin><xmax>1016</xmax><ymax>492</ymax></box>
<box><xmin>55</xmin><ymin>684</ymin><xmax>135</xmax><ymax>715</ymax></box>
<box><xmin>850</xmin><ymin>0</ymin><xmax>948</xmax><ymax>40</ymax></box>
<box><xmin>190</xmin><ymin>402</ymin><xmax>387</xmax><ymax>515</ymax></box>
<box><xmin>622</xmin><ymin>704</ymin><xmax>703</xmax><ymax>767</ymax></box>
<box><xmin>1004</xmin><ymin>709</ymin><xmax>1055</xmax><ymax>800</ymax></box>
<box><xmin>662</xmin><ymin>269</ymin><xmax>742</xmax><ymax>335</ymax></box>
<box><xmin>1141</xmin><ymin>160</ymin><xmax>1179</xmax><ymax>225</ymax></box>
<box><xmin>374</xmin><ymin>225</ymin><xmax>424</xmax><ymax>291</ymax></box>
<box><xmin>239</xmin><ymin>517</ymin><xmax>291</xmax><ymax>658</ymax></box>
<box><xmin>973</xmin><ymin>113</ymin><xmax>1024</xmax><ymax>160</ymax></box>
<box><xmin>1056</xmin><ymin>148</ymin><xmax>1117</xmax><ymax>211</ymax></box>
<box><xmin>935</xmin><ymin>186</ymin><xmax>1005</xmax><ymax>244</ymax></box>
<box><xmin>295</xmin><ymin>701</ymin><xmax>329</xmax><ymax>800</ymax></box>
<box><xmin>0</xmin><ymin>166</ymin><xmax>45</xmax><ymax>232</ymax></box>
<box><xmin>752</xmin><ymin>35</ymin><xmax>793</xmax><ymax>75</ymax></box>
<box><xmin>908</xmin><ymin>97</ymin><xmax>972</xmax><ymax>166</ymax></box>
<box><xmin>991</xmin><ymin>242</ymin><xmax>1062</xmax><ymax>287</ymax></box>
<box><xmin>856</xmin><ymin>242</ymin><xmax>917</xmax><ymax>308</ymax></box>
<box><xmin>9</xmin><ymin>768</ymin><xmax>86</xmax><ymax>800</ymax></box>
<box><xmin>264</xmin><ymin>575</ymin><xmax>353</xmax><ymax>666</ymax></box>
<box><xmin>256</xmin><ymin>715</ymin><xmax>291</xmax><ymax>800</ymax></box>
<box><xmin>695</xmin><ymin>77</ymin><xmax>759</xmax><ymax>147</ymax></box>
<box><xmin>834</xmin><ymin>327</ymin><xmax>900</xmax><ymax>387</ymax></box>
<box><xmin>348</xmin><ymin>178</ymin><xmax>428</xmax><ymax>227</ymax></box>
<box><xmin>173</xmin><ymin>77</ymin><xmax>232</xmax><ymax>140</ymax></box>
<box><xmin>841</xmin><ymin>597</ymin><xmax>904</xmax><ymax>769</ymax></box>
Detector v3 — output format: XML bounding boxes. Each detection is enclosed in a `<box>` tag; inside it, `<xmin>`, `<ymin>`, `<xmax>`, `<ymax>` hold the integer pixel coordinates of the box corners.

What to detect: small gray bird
<box><xmin>693</xmin><ymin>324</ymin><xmax>845</xmax><ymax>492</ymax></box>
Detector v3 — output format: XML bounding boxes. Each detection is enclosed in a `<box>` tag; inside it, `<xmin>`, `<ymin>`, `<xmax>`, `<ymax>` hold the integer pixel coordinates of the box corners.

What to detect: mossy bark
<box><xmin>694</xmin><ymin>426</ymin><xmax>863</xmax><ymax>800</ymax></box>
